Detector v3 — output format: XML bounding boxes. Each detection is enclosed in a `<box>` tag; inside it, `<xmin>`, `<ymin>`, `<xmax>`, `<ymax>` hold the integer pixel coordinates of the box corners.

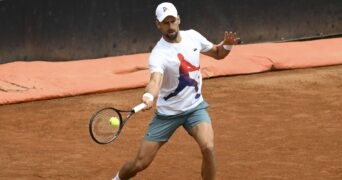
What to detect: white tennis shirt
<box><xmin>149</xmin><ymin>29</ymin><xmax>213</xmax><ymax>115</ymax></box>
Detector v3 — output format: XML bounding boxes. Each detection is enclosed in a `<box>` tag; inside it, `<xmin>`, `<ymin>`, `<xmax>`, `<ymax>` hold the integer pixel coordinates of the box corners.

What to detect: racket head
<box><xmin>89</xmin><ymin>107</ymin><xmax>123</xmax><ymax>144</ymax></box>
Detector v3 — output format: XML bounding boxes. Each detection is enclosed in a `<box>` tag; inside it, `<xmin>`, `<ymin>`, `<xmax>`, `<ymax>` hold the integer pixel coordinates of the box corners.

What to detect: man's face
<box><xmin>156</xmin><ymin>16</ymin><xmax>180</xmax><ymax>42</ymax></box>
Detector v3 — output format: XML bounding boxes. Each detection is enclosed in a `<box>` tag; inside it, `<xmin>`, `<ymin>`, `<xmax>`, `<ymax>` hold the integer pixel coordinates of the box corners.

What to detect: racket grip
<box><xmin>132</xmin><ymin>103</ymin><xmax>147</xmax><ymax>113</ymax></box>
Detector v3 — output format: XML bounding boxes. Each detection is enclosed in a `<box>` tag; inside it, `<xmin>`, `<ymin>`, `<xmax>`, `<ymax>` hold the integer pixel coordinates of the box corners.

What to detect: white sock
<box><xmin>112</xmin><ymin>172</ymin><xmax>121</xmax><ymax>180</ymax></box>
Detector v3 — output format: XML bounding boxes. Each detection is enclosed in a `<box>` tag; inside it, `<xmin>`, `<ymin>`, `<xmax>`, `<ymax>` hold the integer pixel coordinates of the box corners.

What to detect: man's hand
<box><xmin>201</xmin><ymin>31</ymin><xmax>240</xmax><ymax>59</ymax></box>
<box><xmin>223</xmin><ymin>31</ymin><xmax>240</xmax><ymax>45</ymax></box>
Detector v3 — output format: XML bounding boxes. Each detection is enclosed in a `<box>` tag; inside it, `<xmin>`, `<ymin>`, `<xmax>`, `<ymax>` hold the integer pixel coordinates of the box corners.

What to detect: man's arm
<box><xmin>142</xmin><ymin>72</ymin><xmax>163</xmax><ymax>109</ymax></box>
<box><xmin>202</xmin><ymin>31</ymin><xmax>239</xmax><ymax>60</ymax></box>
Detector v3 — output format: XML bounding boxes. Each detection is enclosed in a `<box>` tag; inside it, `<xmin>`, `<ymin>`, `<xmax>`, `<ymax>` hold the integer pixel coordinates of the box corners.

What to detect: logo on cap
<box><xmin>163</xmin><ymin>7</ymin><xmax>167</xmax><ymax>12</ymax></box>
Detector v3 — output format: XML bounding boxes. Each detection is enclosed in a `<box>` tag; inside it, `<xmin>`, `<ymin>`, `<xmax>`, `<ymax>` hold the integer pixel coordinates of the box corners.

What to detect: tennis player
<box><xmin>113</xmin><ymin>2</ymin><xmax>238</xmax><ymax>180</ymax></box>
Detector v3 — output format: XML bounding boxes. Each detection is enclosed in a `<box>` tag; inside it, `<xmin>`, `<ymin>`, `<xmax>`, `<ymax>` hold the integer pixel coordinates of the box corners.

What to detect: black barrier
<box><xmin>0</xmin><ymin>0</ymin><xmax>341</xmax><ymax>63</ymax></box>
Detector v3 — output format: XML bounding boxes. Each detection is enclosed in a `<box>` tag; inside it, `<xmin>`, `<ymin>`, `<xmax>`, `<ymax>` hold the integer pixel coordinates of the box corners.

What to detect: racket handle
<box><xmin>132</xmin><ymin>103</ymin><xmax>147</xmax><ymax>113</ymax></box>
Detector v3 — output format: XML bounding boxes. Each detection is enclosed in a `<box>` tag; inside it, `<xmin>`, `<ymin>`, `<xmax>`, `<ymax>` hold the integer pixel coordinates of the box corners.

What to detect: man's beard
<box><xmin>164</xmin><ymin>30</ymin><xmax>178</xmax><ymax>41</ymax></box>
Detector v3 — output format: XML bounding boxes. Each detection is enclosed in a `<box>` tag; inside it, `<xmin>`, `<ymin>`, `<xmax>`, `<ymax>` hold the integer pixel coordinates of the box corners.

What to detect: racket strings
<box><xmin>91</xmin><ymin>109</ymin><xmax>121</xmax><ymax>143</ymax></box>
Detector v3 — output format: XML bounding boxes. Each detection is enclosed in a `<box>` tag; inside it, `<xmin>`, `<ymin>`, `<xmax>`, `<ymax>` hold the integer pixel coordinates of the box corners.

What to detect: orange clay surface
<box><xmin>1</xmin><ymin>65</ymin><xmax>342</xmax><ymax>180</ymax></box>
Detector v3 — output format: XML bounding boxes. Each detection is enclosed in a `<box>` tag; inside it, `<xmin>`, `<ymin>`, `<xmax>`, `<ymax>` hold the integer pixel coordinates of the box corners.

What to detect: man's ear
<box><xmin>155</xmin><ymin>20</ymin><xmax>161</xmax><ymax>29</ymax></box>
<box><xmin>177</xmin><ymin>16</ymin><xmax>181</xmax><ymax>24</ymax></box>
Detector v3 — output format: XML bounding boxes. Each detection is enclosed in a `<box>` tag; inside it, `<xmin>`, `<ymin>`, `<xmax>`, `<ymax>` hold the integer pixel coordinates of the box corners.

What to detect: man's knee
<box><xmin>133</xmin><ymin>158</ymin><xmax>152</xmax><ymax>172</ymax></box>
<box><xmin>200</xmin><ymin>143</ymin><xmax>215</xmax><ymax>157</ymax></box>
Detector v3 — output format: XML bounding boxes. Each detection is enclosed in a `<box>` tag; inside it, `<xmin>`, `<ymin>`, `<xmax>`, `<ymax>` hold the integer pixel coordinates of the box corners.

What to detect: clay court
<box><xmin>1</xmin><ymin>64</ymin><xmax>342</xmax><ymax>180</ymax></box>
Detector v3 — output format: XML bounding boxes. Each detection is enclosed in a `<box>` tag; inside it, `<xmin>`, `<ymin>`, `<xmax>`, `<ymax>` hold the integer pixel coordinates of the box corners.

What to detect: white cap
<box><xmin>155</xmin><ymin>2</ymin><xmax>178</xmax><ymax>22</ymax></box>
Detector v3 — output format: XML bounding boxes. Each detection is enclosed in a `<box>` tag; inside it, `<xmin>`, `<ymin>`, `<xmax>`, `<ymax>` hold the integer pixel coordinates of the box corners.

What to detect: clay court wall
<box><xmin>0</xmin><ymin>0</ymin><xmax>341</xmax><ymax>63</ymax></box>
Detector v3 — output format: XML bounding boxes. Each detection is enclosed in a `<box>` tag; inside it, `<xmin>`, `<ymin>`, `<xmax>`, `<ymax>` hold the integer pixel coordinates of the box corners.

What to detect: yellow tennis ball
<box><xmin>109</xmin><ymin>117</ymin><xmax>120</xmax><ymax>127</ymax></box>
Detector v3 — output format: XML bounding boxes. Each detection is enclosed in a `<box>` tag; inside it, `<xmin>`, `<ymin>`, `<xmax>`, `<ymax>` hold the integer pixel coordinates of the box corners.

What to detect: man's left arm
<box><xmin>202</xmin><ymin>31</ymin><xmax>239</xmax><ymax>60</ymax></box>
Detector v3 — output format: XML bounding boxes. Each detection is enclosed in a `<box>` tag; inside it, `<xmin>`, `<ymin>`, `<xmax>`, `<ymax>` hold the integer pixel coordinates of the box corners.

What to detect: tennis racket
<box><xmin>89</xmin><ymin>103</ymin><xmax>146</xmax><ymax>144</ymax></box>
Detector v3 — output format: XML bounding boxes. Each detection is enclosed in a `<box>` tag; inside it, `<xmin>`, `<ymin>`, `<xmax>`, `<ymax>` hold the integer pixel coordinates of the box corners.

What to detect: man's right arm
<box><xmin>142</xmin><ymin>72</ymin><xmax>163</xmax><ymax>109</ymax></box>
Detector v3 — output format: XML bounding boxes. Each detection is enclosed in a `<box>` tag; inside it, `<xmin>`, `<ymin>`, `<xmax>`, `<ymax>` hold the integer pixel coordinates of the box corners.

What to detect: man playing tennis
<box><xmin>113</xmin><ymin>2</ymin><xmax>238</xmax><ymax>180</ymax></box>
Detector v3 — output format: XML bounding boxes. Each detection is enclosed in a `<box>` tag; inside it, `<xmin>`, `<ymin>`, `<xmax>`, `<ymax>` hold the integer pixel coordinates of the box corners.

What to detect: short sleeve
<box><xmin>148</xmin><ymin>51</ymin><xmax>164</xmax><ymax>74</ymax></box>
<box><xmin>189</xmin><ymin>29</ymin><xmax>213</xmax><ymax>52</ymax></box>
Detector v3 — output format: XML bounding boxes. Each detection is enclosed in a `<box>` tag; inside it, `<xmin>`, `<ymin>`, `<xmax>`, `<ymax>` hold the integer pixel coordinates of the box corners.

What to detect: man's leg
<box><xmin>116</xmin><ymin>140</ymin><xmax>165</xmax><ymax>180</ymax></box>
<box><xmin>188</xmin><ymin>122</ymin><xmax>216</xmax><ymax>180</ymax></box>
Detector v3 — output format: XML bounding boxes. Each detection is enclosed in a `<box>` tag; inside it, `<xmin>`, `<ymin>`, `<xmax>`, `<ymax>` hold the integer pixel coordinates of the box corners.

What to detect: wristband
<box><xmin>223</xmin><ymin>45</ymin><xmax>232</xmax><ymax>51</ymax></box>
<box><xmin>143</xmin><ymin>92</ymin><xmax>154</xmax><ymax>101</ymax></box>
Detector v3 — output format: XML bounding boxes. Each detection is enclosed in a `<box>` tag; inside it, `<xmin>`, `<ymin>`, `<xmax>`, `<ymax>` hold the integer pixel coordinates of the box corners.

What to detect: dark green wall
<box><xmin>0</xmin><ymin>0</ymin><xmax>341</xmax><ymax>63</ymax></box>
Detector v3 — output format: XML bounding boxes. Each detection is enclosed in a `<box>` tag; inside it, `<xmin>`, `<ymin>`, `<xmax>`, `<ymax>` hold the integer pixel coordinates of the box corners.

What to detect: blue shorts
<box><xmin>144</xmin><ymin>101</ymin><xmax>211</xmax><ymax>142</ymax></box>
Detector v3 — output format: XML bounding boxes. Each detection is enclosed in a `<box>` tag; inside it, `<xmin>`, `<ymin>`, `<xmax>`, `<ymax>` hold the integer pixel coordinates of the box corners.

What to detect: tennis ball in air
<box><xmin>109</xmin><ymin>117</ymin><xmax>120</xmax><ymax>127</ymax></box>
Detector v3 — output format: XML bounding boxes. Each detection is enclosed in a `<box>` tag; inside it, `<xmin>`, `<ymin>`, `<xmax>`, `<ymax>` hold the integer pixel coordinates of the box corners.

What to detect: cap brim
<box><xmin>157</xmin><ymin>14</ymin><xmax>177</xmax><ymax>22</ymax></box>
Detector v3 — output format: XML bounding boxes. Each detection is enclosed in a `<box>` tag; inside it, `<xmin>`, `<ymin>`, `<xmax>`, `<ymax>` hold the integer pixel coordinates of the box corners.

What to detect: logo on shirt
<box><xmin>164</xmin><ymin>53</ymin><xmax>201</xmax><ymax>101</ymax></box>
